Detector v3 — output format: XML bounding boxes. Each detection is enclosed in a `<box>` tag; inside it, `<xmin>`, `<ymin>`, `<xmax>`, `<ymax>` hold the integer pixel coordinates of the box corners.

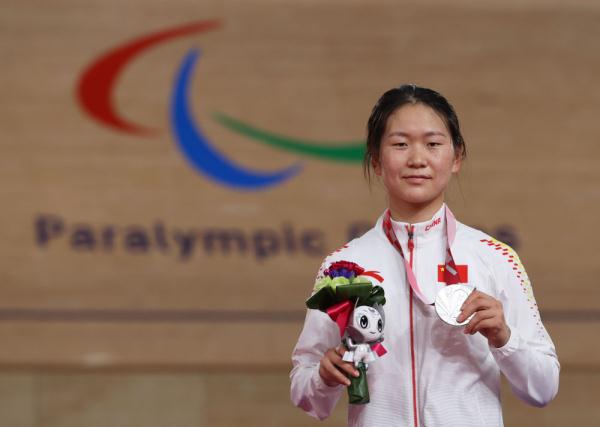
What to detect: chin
<box><xmin>390</xmin><ymin>191</ymin><xmax>440</xmax><ymax>207</ymax></box>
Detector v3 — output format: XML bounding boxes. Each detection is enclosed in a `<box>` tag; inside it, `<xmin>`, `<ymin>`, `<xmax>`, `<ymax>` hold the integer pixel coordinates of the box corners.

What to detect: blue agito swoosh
<box><xmin>170</xmin><ymin>49</ymin><xmax>302</xmax><ymax>190</ymax></box>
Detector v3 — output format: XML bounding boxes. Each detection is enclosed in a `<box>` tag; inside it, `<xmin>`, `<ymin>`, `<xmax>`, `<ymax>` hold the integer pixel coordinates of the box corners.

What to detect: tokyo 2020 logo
<box><xmin>77</xmin><ymin>20</ymin><xmax>365</xmax><ymax>191</ymax></box>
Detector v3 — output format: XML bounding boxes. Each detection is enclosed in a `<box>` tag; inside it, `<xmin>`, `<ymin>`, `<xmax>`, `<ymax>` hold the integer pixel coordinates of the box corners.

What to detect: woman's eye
<box><xmin>427</xmin><ymin>142</ymin><xmax>442</xmax><ymax>147</ymax></box>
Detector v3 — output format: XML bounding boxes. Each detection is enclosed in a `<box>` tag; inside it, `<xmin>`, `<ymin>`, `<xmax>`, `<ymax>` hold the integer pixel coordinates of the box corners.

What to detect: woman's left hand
<box><xmin>456</xmin><ymin>290</ymin><xmax>511</xmax><ymax>348</ymax></box>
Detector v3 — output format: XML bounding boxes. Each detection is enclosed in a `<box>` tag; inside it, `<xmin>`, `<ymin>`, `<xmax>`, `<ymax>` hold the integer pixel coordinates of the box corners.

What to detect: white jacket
<box><xmin>290</xmin><ymin>203</ymin><xmax>559</xmax><ymax>427</ymax></box>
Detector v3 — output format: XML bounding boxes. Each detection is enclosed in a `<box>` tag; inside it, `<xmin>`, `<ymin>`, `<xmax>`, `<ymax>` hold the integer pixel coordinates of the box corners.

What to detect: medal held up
<box><xmin>382</xmin><ymin>206</ymin><xmax>476</xmax><ymax>326</ymax></box>
<box><xmin>306</xmin><ymin>261</ymin><xmax>387</xmax><ymax>404</ymax></box>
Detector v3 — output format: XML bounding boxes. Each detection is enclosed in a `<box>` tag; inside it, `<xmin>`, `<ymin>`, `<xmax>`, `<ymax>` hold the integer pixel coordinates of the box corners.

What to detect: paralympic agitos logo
<box><xmin>76</xmin><ymin>20</ymin><xmax>365</xmax><ymax>191</ymax></box>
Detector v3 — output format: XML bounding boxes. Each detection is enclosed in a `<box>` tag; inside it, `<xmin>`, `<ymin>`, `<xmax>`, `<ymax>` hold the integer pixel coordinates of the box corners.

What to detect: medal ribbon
<box><xmin>382</xmin><ymin>205</ymin><xmax>464</xmax><ymax>305</ymax></box>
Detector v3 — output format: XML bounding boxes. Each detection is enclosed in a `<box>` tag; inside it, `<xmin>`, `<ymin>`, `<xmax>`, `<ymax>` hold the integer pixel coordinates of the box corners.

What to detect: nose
<box><xmin>407</xmin><ymin>145</ymin><xmax>427</xmax><ymax>168</ymax></box>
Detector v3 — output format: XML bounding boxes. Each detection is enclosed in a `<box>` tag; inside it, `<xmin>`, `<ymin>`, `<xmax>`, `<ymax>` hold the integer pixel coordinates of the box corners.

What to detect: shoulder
<box><xmin>455</xmin><ymin>220</ymin><xmax>520</xmax><ymax>263</ymax></box>
<box><xmin>455</xmin><ymin>220</ymin><xmax>532</xmax><ymax>293</ymax></box>
<box><xmin>315</xmin><ymin>214</ymin><xmax>389</xmax><ymax>277</ymax></box>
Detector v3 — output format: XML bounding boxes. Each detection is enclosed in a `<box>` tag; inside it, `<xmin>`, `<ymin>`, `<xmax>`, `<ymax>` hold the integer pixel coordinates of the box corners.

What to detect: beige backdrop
<box><xmin>1</xmin><ymin>0</ymin><xmax>599</xmax><ymax>425</ymax></box>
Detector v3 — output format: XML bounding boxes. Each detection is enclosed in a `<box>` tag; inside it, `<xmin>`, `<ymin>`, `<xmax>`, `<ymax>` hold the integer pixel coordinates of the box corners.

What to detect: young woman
<box><xmin>290</xmin><ymin>85</ymin><xmax>559</xmax><ymax>427</ymax></box>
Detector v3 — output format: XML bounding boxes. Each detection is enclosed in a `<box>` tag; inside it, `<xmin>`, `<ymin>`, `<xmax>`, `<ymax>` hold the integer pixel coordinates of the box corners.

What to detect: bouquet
<box><xmin>306</xmin><ymin>261</ymin><xmax>386</xmax><ymax>404</ymax></box>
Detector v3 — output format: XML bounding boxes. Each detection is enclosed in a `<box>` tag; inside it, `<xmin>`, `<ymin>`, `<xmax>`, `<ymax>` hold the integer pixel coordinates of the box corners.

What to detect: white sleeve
<box><xmin>290</xmin><ymin>308</ymin><xmax>345</xmax><ymax>420</ymax></box>
<box><xmin>488</xmin><ymin>246</ymin><xmax>560</xmax><ymax>407</ymax></box>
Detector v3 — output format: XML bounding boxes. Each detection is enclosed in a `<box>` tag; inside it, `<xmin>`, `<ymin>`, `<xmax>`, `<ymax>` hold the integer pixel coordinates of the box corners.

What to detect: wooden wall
<box><xmin>1</xmin><ymin>0</ymin><xmax>599</xmax><ymax>425</ymax></box>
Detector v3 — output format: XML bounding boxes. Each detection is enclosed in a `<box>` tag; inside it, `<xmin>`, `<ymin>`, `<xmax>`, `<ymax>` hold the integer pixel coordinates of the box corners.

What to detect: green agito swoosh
<box><xmin>212</xmin><ymin>112</ymin><xmax>365</xmax><ymax>163</ymax></box>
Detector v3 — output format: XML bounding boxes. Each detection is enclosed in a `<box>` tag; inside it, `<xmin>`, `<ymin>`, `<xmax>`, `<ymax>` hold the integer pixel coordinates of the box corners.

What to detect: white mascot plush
<box><xmin>342</xmin><ymin>304</ymin><xmax>385</xmax><ymax>369</ymax></box>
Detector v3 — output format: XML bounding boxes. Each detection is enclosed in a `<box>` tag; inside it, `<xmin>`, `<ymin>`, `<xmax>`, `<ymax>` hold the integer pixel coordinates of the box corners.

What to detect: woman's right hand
<box><xmin>319</xmin><ymin>346</ymin><xmax>359</xmax><ymax>387</ymax></box>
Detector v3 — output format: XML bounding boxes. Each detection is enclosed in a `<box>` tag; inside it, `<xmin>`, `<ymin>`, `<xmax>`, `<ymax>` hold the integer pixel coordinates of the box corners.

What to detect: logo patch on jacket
<box><xmin>437</xmin><ymin>264</ymin><xmax>468</xmax><ymax>284</ymax></box>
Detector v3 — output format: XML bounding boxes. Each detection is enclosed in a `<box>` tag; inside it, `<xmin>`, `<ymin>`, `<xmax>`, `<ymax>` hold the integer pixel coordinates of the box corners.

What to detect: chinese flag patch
<box><xmin>438</xmin><ymin>264</ymin><xmax>469</xmax><ymax>284</ymax></box>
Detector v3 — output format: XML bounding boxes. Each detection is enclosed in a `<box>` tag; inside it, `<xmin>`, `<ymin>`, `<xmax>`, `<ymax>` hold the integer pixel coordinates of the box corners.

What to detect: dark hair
<box><xmin>363</xmin><ymin>84</ymin><xmax>467</xmax><ymax>180</ymax></box>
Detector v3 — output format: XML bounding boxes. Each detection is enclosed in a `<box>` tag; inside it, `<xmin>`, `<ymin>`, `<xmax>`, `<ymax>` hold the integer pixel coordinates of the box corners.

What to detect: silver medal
<box><xmin>434</xmin><ymin>284</ymin><xmax>475</xmax><ymax>326</ymax></box>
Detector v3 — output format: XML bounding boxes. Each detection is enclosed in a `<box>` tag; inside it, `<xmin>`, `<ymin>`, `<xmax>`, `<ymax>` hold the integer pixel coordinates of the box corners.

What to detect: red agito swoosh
<box><xmin>76</xmin><ymin>20</ymin><xmax>220</xmax><ymax>135</ymax></box>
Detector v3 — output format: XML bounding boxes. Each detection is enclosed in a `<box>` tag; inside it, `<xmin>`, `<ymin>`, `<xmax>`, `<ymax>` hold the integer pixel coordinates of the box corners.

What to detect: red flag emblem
<box><xmin>438</xmin><ymin>264</ymin><xmax>468</xmax><ymax>284</ymax></box>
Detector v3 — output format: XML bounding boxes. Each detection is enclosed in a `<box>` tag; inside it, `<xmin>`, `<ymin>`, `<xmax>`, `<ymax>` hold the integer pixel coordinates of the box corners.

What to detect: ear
<box><xmin>372</xmin><ymin>154</ymin><xmax>382</xmax><ymax>176</ymax></box>
<box><xmin>451</xmin><ymin>153</ymin><xmax>462</xmax><ymax>174</ymax></box>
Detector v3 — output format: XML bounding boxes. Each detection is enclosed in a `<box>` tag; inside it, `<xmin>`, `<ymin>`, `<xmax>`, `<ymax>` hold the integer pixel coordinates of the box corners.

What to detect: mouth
<box><xmin>403</xmin><ymin>175</ymin><xmax>431</xmax><ymax>183</ymax></box>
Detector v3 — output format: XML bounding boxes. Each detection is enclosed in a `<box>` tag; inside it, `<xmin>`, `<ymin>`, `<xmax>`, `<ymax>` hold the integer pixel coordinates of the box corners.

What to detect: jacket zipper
<box><xmin>407</xmin><ymin>225</ymin><xmax>419</xmax><ymax>427</ymax></box>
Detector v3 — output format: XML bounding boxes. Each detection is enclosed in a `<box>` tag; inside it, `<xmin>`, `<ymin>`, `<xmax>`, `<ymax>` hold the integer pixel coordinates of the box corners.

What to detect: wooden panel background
<box><xmin>1</xmin><ymin>0</ymin><xmax>599</xmax><ymax>425</ymax></box>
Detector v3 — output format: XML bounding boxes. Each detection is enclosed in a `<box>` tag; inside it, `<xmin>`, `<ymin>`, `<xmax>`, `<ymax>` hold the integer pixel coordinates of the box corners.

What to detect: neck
<box><xmin>388</xmin><ymin>196</ymin><xmax>445</xmax><ymax>224</ymax></box>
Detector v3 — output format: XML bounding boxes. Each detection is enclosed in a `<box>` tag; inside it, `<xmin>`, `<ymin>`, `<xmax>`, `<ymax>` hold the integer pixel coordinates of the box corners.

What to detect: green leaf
<box><xmin>306</xmin><ymin>286</ymin><xmax>336</xmax><ymax>311</ymax></box>
<box><xmin>335</xmin><ymin>283</ymin><xmax>373</xmax><ymax>301</ymax></box>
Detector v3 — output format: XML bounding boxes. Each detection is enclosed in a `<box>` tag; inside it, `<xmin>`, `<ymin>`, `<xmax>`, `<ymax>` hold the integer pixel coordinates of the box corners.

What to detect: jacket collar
<box><xmin>387</xmin><ymin>202</ymin><xmax>447</xmax><ymax>247</ymax></box>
